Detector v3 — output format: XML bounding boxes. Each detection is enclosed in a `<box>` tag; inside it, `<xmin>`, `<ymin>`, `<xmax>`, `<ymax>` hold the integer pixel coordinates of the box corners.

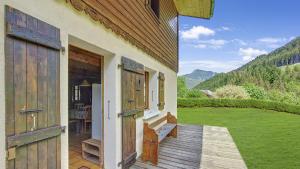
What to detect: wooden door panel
<box><xmin>47</xmin><ymin>50</ymin><xmax>59</xmax><ymax>169</ymax></box>
<box><xmin>5</xmin><ymin>6</ymin><xmax>62</xmax><ymax>169</ymax></box>
<box><xmin>37</xmin><ymin>46</ymin><xmax>49</xmax><ymax>169</ymax></box>
<box><xmin>13</xmin><ymin>39</ymin><xmax>27</xmax><ymax>169</ymax></box>
<box><xmin>26</xmin><ymin>43</ymin><xmax>38</xmax><ymax>169</ymax></box>
<box><xmin>5</xmin><ymin>37</ymin><xmax>15</xmax><ymax>169</ymax></box>
<box><xmin>121</xmin><ymin>57</ymin><xmax>144</xmax><ymax>168</ymax></box>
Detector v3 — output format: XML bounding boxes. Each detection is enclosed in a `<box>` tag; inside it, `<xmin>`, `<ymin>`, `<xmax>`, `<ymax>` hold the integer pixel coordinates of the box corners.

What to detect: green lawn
<box><xmin>178</xmin><ymin>107</ymin><xmax>300</xmax><ymax>169</ymax></box>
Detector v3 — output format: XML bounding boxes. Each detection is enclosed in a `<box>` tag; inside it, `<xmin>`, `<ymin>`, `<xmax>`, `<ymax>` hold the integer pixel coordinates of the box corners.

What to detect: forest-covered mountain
<box><xmin>193</xmin><ymin>37</ymin><xmax>300</xmax><ymax>105</ymax></box>
<box><xmin>195</xmin><ymin>37</ymin><xmax>300</xmax><ymax>90</ymax></box>
<box><xmin>181</xmin><ymin>69</ymin><xmax>216</xmax><ymax>88</ymax></box>
<box><xmin>240</xmin><ymin>37</ymin><xmax>300</xmax><ymax>69</ymax></box>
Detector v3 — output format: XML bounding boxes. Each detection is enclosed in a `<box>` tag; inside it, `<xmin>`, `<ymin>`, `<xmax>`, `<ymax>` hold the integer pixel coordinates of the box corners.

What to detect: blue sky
<box><xmin>178</xmin><ymin>0</ymin><xmax>300</xmax><ymax>75</ymax></box>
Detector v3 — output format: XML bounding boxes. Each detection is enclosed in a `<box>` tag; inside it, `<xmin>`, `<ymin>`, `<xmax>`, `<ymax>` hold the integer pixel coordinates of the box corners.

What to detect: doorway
<box><xmin>68</xmin><ymin>46</ymin><xmax>104</xmax><ymax>169</ymax></box>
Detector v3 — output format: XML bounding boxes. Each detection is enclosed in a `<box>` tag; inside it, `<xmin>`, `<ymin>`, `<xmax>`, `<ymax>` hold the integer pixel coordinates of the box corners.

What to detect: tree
<box><xmin>177</xmin><ymin>76</ymin><xmax>188</xmax><ymax>98</ymax></box>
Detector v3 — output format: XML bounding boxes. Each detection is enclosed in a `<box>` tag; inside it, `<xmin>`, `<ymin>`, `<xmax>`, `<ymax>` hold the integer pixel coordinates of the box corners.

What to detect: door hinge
<box><xmin>118</xmin><ymin>160</ymin><xmax>124</xmax><ymax>167</ymax></box>
<box><xmin>118</xmin><ymin>64</ymin><xmax>123</xmax><ymax>69</ymax></box>
<box><xmin>7</xmin><ymin>147</ymin><xmax>16</xmax><ymax>160</ymax></box>
<box><xmin>118</xmin><ymin>112</ymin><xmax>124</xmax><ymax>117</ymax></box>
<box><xmin>60</xmin><ymin>126</ymin><xmax>66</xmax><ymax>133</ymax></box>
<box><xmin>128</xmin><ymin>99</ymin><xmax>135</xmax><ymax>103</ymax></box>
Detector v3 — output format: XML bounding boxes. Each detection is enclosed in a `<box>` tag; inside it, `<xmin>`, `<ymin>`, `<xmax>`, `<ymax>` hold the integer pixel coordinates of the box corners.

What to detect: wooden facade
<box><xmin>67</xmin><ymin>0</ymin><xmax>179</xmax><ymax>72</ymax></box>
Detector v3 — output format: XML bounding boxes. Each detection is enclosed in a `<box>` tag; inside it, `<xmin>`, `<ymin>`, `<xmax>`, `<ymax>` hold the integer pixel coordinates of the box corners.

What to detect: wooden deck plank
<box><xmin>132</xmin><ymin>124</ymin><xmax>247</xmax><ymax>169</ymax></box>
<box><xmin>131</xmin><ymin>125</ymin><xmax>203</xmax><ymax>169</ymax></box>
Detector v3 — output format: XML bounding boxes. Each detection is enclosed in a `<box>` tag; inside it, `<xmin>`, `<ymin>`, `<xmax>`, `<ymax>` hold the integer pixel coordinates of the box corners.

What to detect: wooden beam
<box><xmin>69</xmin><ymin>46</ymin><xmax>101</xmax><ymax>67</ymax></box>
<box><xmin>6</xmin><ymin>6</ymin><xmax>61</xmax><ymax>50</ymax></box>
<box><xmin>7</xmin><ymin>125</ymin><xmax>64</xmax><ymax>148</ymax></box>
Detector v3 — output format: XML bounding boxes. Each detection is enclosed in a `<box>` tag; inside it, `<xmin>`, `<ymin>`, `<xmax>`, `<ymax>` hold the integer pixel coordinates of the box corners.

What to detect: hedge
<box><xmin>177</xmin><ymin>98</ymin><xmax>300</xmax><ymax>115</ymax></box>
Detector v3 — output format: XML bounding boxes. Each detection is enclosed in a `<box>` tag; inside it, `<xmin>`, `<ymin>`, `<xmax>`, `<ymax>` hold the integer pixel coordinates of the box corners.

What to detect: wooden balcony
<box><xmin>131</xmin><ymin>125</ymin><xmax>247</xmax><ymax>169</ymax></box>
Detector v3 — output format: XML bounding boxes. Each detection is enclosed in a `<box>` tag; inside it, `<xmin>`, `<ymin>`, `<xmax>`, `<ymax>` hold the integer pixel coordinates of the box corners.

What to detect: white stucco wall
<box><xmin>0</xmin><ymin>1</ymin><xmax>177</xmax><ymax>169</ymax></box>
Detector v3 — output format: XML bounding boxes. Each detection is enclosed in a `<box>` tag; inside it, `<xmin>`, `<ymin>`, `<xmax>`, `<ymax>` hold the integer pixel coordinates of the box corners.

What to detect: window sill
<box><xmin>143</xmin><ymin>110</ymin><xmax>160</xmax><ymax>120</ymax></box>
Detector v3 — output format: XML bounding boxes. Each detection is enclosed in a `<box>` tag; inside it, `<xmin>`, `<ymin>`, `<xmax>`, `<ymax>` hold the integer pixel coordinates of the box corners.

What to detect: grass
<box><xmin>178</xmin><ymin>107</ymin><xmax>300</xmax><ymax>169</ymax></box>
<box><xmin>280</xmin><ymin>63</ymin><xmax>300</xmax><ymax>70</ymax></box>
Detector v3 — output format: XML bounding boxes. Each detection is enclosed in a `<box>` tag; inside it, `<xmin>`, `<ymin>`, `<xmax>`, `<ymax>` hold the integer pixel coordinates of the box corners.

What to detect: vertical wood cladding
<box><xmin>67</xmin><ymin>0</ymin><xmax>178</xmax><ymax>72</ymax></box>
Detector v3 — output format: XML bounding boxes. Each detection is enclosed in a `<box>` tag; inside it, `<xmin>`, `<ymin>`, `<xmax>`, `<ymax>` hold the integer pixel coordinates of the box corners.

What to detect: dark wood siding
<box><xmin>67</xmin><ymin>0</ymin><xmax>178</xmax><ymax>72</ymax></box>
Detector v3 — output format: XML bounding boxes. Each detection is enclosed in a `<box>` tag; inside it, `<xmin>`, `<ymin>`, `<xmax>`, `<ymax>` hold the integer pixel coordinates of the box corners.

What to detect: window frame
<box><xmin>144</xmin><ymin>71</ymin><xmax>150</xmax><ymax>110</ymax></box>
<box><xmin>150</xmin><ymin>0</ymin><xmax>160</xmax><ymax>18</ymax></box>
<box><xmin>146</xmin><ymin>0</ymin><xmax>160</xmax><ymax>23</ymax></box>
<box><xmin>74</xmin><ymin>85</ymin><xmax>81</xmax><ymax>101</ymax></box>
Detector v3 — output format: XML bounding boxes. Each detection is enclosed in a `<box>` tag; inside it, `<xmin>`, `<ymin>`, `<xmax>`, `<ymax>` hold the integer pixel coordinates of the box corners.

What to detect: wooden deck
<box><xmin>131</xmin><ymin>125</ymin><xmax>247</xmax><ymax>169</ymax></box>
<box><xmin>131</xmin><ymin>125</ymin><xmax>203</xmax><ymax>169</ymax></box>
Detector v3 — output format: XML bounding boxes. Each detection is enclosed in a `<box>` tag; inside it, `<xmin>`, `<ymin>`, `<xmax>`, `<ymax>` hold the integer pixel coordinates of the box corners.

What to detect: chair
<box><xmin>74</xmin><ymin>103</ymin><xmax>84</xmax><ymax>110</ymax></box>
<box><xmin>82</xmin><ymin>105</ymin><xmax>92</xmax><ymax>133</ymax></box>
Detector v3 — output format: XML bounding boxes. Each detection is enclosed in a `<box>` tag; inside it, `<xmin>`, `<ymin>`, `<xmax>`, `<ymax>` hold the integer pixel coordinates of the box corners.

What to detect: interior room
<box><xmin>68</xmin><ymin>46</ymin><xmax>103</xmax><ymax>169</ymax></box>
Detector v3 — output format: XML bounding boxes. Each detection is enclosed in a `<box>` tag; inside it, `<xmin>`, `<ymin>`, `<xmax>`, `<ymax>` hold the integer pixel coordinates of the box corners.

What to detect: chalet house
<box><xmin>0</xmin><ymin>0</ymin><xmax>214</xmax><ymax>169</ymax></box>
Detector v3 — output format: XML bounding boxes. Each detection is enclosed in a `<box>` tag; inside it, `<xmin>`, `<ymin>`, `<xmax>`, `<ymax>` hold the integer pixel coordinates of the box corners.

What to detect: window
<box><xmin>150</xmin><ymin>0</ymin><xmax>160</xmax><ymax>18</ymax></box>
<box><xmin>144</xmin><ymin>71</ymin><xmax>150</xmax><ymax>109</ymax></box>
<box><xmin>74</xmin><ymin>85</ymin><xmax>81</xmax><ymax>101</ymax></box>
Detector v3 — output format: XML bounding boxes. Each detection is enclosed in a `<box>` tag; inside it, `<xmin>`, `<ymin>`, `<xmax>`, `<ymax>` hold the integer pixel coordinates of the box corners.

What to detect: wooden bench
<box><xmin>142</xmin><ymin>112</ymin><xmax>177</xmax><ymax>165</ymax></box>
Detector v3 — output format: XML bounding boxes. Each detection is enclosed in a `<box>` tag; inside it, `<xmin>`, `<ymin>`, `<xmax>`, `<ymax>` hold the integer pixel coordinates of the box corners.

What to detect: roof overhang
<box><xmin>173</xmin><ymin>0</ymin><xmax>214</xmax><ymax>19</ymax></box>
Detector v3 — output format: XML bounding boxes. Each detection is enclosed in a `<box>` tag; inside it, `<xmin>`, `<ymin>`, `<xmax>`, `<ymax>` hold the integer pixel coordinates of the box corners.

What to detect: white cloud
<box><xmin>179</xmin><ymin>60</ymin><xmax>244</xmax><ymax>75</ymax></box>
<box><xmin>194</xmin><ymin>44</ymin><xmax>207</xmax><ymax>49</ymax></box>
<box><xmin>221</xmin><ymin>26</ymin><xmax>230</xmax><ymax>31</ymax></box>
<box><xmin>194</xmin><ymin>39</ymin><xmax>228</xmax><ymax>49</ymax></box>
<box><xmin>232</xmin><ymin>39</ymin><xmax>247</xmax><ymax>46</ymax></box>
<box><xmin>257</xmin><ymin>37</ymin><xmax>285</xmax><ymax>44</ymax></box>
<box><xmin>216</xmin><ymin>26</ymin><xmax>231</xmax><ymax>31</ymax></box>
<box><xmin>204</xmin><ymin>39</ymin><xmax>227</xmax><ymax>46</ymax></box>
<box><xmin>182</xmin><ymin>24</ymin><xmax>190</xmax><ymax>29</ymax></box>
<box><xmin>239</xmin><ymin>48</ymin><xmax>268</xmax><ymax>61</ymax></box>
<box><xmin>181</xmin><ymin>26</ymin><xmax>215</xmax><ymax>40</ymax></box>
<box><xmin>289</xmin><ymin>36</ymin><xmax>296</xmax><ymax>41</ymax></box>
<box><xmin>256</xmin><ymin>37</ymin><xmax>295</xmax><ymax>48</ymax></box>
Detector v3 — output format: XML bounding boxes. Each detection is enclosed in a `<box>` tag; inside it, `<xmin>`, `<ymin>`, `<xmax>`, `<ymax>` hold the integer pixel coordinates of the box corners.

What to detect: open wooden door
<box><xmin>120</xmin><ymin>57</ymin><xmax>145</xmax><ymax>169</ymax></box>
<box><xmin>5</xmin><ymin>6</ymin><xmax>63</xmax><ymax>169</ymax></box>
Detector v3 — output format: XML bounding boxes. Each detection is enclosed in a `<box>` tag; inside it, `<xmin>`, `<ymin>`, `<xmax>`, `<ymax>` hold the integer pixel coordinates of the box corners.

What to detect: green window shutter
<box><xmin>121</xmin><ymin>57</ymin><xmax>145</xmax><ymax>118</ymax></box>
<box><xmin>158</xmin><ymin>72</ymin><xmax>165</xmax><ymax>110</ymax></box>
<box><xmin>135</xmin><ymin>73</ymin><xmax>145</xmax><ymax>118</ymax></box>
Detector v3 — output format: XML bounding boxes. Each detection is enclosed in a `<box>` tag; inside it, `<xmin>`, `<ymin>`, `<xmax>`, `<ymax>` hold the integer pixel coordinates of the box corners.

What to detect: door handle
<box><xmin>19</xmin><ymin>108</ymin><xmax>43</xmax><ymax>114</ymax></box>
<box><xmin>128</xmin><ymin>99</ymin><xmax>135</xmax><ymax>103</ymax></box>
<box><xmin>31</xmin><ymin>114</ymin><xmax>36</xmax><ymax>131</ymax></box>
<box><xmin>108</xmin><ymin>100</ymin><xmax>110</xmax><ymax>120</ymax></box>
